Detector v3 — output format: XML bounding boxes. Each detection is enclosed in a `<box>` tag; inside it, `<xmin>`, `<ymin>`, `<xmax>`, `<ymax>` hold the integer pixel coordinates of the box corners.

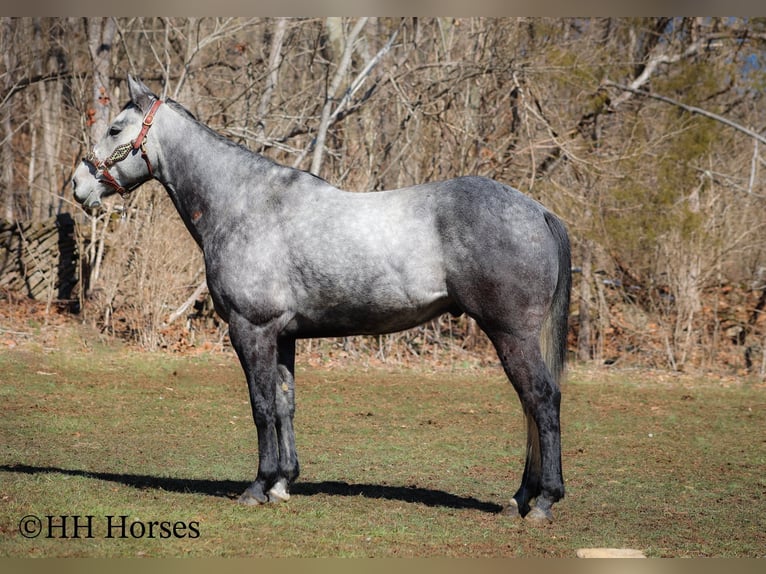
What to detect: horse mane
<box><xmin>164</xmin><ymin>98</ymin><xmax>255</xmax><ymax>157</ymax></box>
<box><xmin>163</xmin><ymin>95</ymin><xmax>329</xmax><ymax>184</ymax></box>
<box><xmin>166</xmin><ymin>98</ymin><xmax>197</xmax><ymax>121</ymax></box>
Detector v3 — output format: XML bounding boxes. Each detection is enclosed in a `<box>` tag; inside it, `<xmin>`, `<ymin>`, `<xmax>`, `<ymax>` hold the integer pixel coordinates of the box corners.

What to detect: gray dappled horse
<box><xmin>72</xmin><ymin>76</ymin><xmax>572</xmax><ymax>523</ymax></box>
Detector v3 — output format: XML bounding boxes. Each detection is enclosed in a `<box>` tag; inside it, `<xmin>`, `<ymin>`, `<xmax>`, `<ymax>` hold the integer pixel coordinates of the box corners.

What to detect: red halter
<box><xmin>84</xmin><ymin>99</ymin><xmax>163</xmax><ymax>197</ymax></box>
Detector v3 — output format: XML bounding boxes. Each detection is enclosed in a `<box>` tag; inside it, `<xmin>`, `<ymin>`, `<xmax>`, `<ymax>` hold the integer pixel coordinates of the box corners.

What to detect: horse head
<box><xmin>72</xmin><ymin>76</ymin><xmax>162</xmax><ymax>210</ymax></box>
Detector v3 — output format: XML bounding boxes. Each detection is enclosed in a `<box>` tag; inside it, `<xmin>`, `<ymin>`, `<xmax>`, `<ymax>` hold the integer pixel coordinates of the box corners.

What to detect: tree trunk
<box><xmin>577</xmin><ymin>240</ymin><xmax>593</xmax><ymax>361</ymax></box>
<box><xmin>33</xmin><ymin>18</ymin><xmax>63</xmax><ymax>221</ymax></box>
<box><xmin>255</xmin><ymin>17</ymin><xmax>288</xmax><ymax>139</ymax></box>
<box><xmin>310</xmin><ymin>17</ymin><xmax>368</xmax><ymax>175</ymax></box>
<box><xmin>86</xmin><ymin>17</ymin><xmax>117</xmax><ymax>145</ymax></box>
<box><xmin>1</xmin><ymin>17</ymin><xmax>17</xmax><ymax>221</ymax></box>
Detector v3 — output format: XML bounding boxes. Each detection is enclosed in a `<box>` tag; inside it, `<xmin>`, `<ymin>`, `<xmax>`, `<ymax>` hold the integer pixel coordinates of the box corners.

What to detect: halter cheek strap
<box><xmin>132</xmin><ymin>99</ymin><xmax>162</xmax><ymax>159</ymax></box>
<box><xmin>85</xmin><ymin>99</ymin><xmax>163</xmax><ymax>197</ymax></box>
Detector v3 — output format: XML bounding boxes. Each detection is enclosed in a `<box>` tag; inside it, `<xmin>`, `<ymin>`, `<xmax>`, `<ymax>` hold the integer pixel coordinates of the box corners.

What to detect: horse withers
<box><xmin>72</xmin><ymin>76</ymin><xmax>571</xmax><ymax>523</ymax></box>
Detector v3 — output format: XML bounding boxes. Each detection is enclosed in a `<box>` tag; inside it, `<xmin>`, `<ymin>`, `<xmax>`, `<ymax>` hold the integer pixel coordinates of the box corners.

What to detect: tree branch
<box><xmin>532</xmin><ymin>34</ymin><xmax>708</xmax><ymax>179</ymax></box>
<box><xmin>309</xmin><ymin>17</ymin><xmax>369</xmax><ymax>175</ymax></box>
<box><xmin>609</xmin><ymin>39</ymin><xmax>705</xmax><ymax>109</ymax></box>
<box><xmin>166</xmin><ymin>279</ymin><xmax>208</xmax><ymax>325</ymax></box>
<box><xmin>0</xmin><ymin>72</ymin><xmax>73</xmax><ymax>109</ymax></box>
<box><xmin>605</xmin><ymin>81</ymin><xmax>766</xmax><ymax>146</ymax></box>
<box><xmin>255</xmin><ymin>17</ymin><xmax>288</xmax><ymax>138</ymax></box>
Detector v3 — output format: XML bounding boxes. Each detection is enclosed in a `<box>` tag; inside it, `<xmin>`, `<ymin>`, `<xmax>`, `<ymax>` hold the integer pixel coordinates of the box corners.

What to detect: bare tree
<box><xmin>1</xmin><ymin>17</ymin><xmax>17</xmax><ymax>221</ymax></box>
<box><xmin>1</xmin><ymin>17</ymin><xmax>764</xmax><ymax>372</ymax></box>
<box><xmin>85</xmin><ymin>17</ymin><xmax>117</xmax><ymax>145</ymax></box>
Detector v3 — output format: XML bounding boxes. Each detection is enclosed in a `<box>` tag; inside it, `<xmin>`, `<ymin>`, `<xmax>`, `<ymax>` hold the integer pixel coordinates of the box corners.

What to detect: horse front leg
<box><xmin>228</xmin><ymin>313</ymin><xmax>282</xmax><ymax>505</ymax></box>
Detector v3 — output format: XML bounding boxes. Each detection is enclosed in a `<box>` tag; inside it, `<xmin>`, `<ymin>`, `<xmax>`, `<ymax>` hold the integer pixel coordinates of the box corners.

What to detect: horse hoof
<box><xmin>502</xmin><ymin>499</ymin><xmax>523</xmax><ymax>518</ymax></box>
<box><xmin>525</xmin><ymin>506</ymin><xmax>553</xmax><ymax>525</ymax></box>
<box><xmin>237</xmin><ymin>488</ymin><xmax>269</xmax><ymax>506</ymax></box>
<box><xmin>237</xmin><ymin>493</ymin><xmax>266</xmax><ymax>506</ymax></box>
<box><xmin>267</xmin><ymin>479</ymin><xmax>290</xmax><ymax>502</ymax></box>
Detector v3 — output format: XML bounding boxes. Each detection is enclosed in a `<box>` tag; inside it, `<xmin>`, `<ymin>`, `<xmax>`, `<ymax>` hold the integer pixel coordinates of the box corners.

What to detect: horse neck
<box><xmin>153</xmin><ymin>109</ymin><xmax>268</xmax><ymax>248</ymax></box>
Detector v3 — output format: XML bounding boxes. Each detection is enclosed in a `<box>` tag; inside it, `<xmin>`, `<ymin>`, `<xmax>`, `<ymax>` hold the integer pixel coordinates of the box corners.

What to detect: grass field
<box><xmin>1</xmin><ymin>337</ymin><xmax>764</xmax><ymax>557</ymax></box>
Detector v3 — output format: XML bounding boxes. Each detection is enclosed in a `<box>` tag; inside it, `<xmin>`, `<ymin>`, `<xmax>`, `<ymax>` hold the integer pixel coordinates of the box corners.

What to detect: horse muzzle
<box><xmin>71</xmin><ymin>165</ymin><xmax>104</xmax><ymax>210</ymax></box>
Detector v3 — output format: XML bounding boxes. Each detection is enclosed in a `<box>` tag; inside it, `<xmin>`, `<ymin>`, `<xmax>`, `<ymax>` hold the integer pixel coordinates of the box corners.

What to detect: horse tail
<box><xmin>540</xmin><ymin>211</ymin><xmax>572</xmax><ymax>386</ymax></box>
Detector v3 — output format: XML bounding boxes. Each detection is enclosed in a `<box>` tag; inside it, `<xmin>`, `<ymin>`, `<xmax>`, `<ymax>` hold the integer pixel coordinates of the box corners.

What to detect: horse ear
<box><xmin>127</xmin><ymin>75</ymin><xmax>158</xmax><ymax>112</ymax></box>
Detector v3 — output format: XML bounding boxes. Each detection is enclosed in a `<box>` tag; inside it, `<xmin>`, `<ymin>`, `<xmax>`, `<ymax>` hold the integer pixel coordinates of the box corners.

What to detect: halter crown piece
<box><xmin>84</xmin><ymin>99</ymin><xmax>163</xmax><ymax>197</ymax></box>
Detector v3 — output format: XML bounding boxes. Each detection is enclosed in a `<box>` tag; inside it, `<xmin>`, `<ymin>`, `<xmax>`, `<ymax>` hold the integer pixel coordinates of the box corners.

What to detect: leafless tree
<box><xmin>1</xmin><ymin>17</ymin><xmax>763</xmax><ymax>374</ymax></box>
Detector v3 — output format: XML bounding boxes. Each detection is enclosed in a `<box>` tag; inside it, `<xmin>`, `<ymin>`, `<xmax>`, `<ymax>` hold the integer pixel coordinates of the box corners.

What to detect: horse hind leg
<box><xmin>504</xmin><ymin>411</ymin><xmax>542</xmax><ymax>518</ymax></box>
<box><xmin>487</xmin><ymin>328</ymin><xmax>564</xmax><ymax>524</ymax></box>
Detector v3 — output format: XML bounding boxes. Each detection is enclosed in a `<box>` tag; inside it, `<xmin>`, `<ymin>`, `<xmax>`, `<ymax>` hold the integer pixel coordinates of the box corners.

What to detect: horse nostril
<box><xmin>71</xmin><ymin>179</ymin><xmax>77</xmax><ymax>191</ymax></box>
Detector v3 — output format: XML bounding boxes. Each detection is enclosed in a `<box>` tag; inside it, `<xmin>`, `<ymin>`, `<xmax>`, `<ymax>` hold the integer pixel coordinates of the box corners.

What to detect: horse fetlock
<box><xmin>280</xmin><ymin>461</ymin><xmax>300</xmax><ymax>484</ymax></box>
<box><xmin>540</xmin><ymin>480</ymin><xmax>565</xmax><ymax>503</ymax></box>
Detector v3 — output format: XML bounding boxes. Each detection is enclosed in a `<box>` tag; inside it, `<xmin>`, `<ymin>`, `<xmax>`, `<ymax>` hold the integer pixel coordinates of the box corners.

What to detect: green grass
<box><xmin>1</xmin><ymin>342</ymin><xmax>764</xmax><ymax>557</ymax></box>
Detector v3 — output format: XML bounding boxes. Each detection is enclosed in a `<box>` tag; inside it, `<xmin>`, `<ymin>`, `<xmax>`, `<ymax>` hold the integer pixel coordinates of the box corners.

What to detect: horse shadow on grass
<box><xmin>1</xmin><ymin>463</ymin><xmax>503</xmax><ymax>513</ymax></box>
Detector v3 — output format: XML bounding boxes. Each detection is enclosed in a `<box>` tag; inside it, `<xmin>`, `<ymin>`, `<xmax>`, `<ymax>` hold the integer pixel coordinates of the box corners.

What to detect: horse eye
<box><xmin>108</xmin><ymin>126</ymin><xmax>122</xmax><ymax>137</ymax></box>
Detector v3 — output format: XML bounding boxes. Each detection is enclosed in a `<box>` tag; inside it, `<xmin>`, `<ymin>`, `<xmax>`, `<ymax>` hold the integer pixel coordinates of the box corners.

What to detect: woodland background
<box><xmin>0</xmin><ymin>17</ymin><xmax>764</xmax><ymax>376</ymax></box>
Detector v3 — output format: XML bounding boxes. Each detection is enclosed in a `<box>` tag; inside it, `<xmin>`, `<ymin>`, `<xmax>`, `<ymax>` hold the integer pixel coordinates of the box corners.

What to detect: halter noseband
<box><xmin>84</xmin><ymin>99</ymin><xmax>163</xmax><ymax>198</ymax></box>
